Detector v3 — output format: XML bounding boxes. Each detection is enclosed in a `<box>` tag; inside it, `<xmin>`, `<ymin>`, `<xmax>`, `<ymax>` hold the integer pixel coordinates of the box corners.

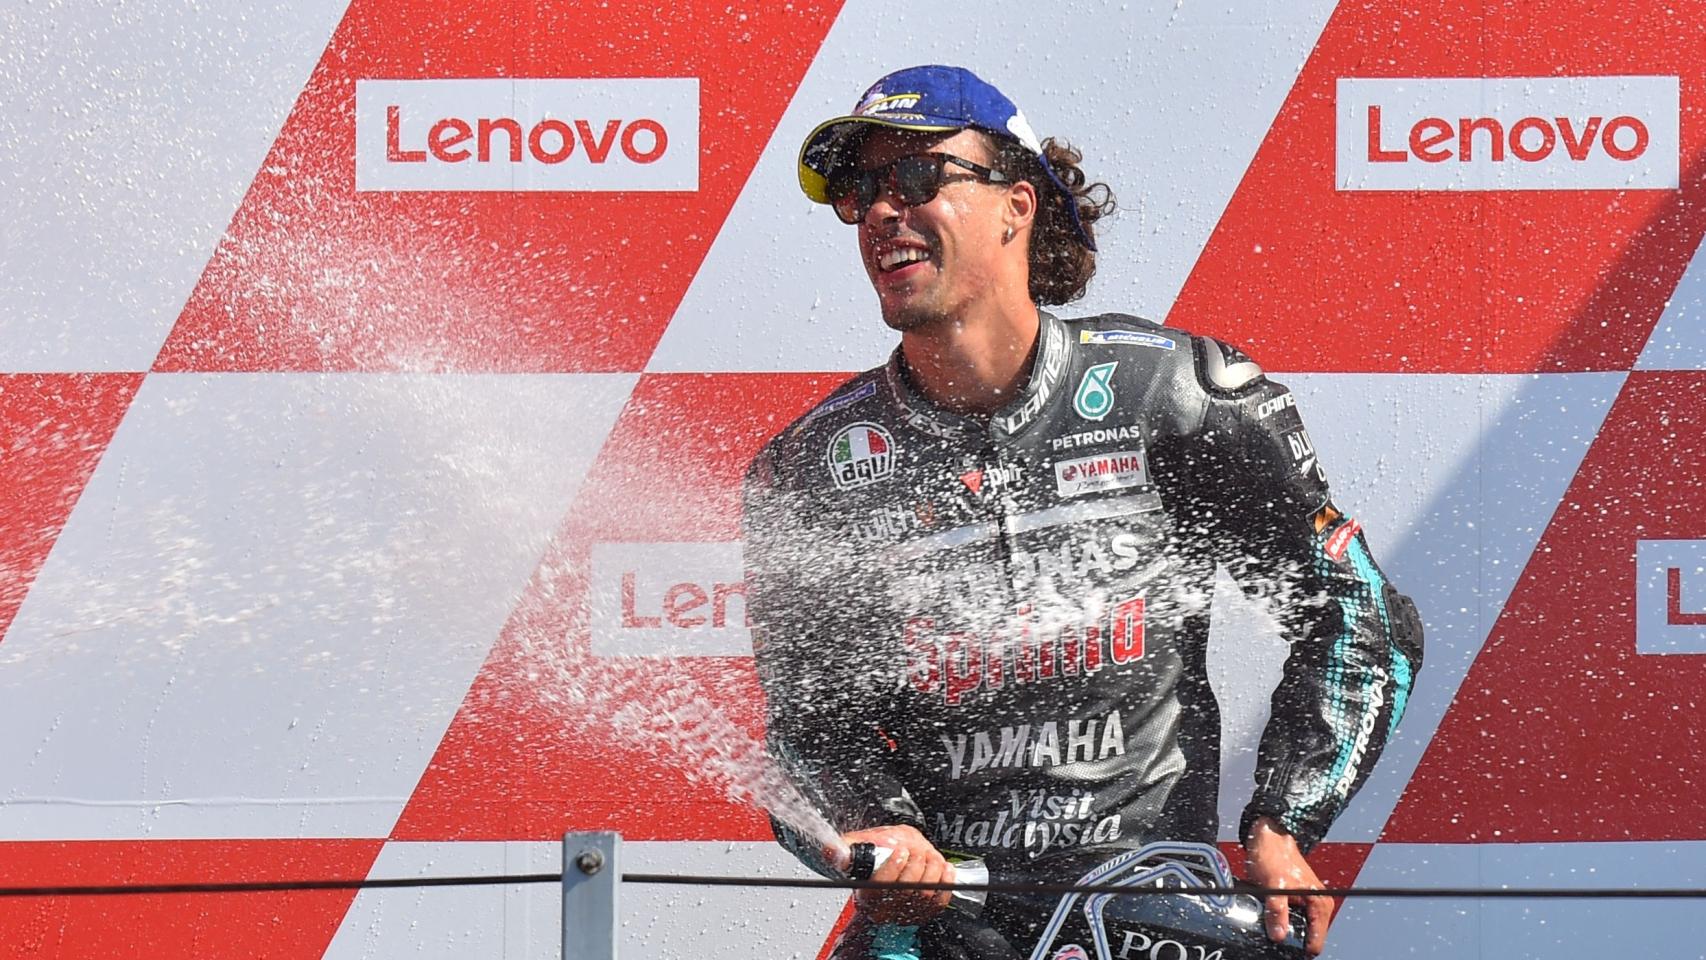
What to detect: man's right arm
<box><xmin>741</xmin><ymin>446</ymin><xmax>927</xmax><ymax>879</ymax></box>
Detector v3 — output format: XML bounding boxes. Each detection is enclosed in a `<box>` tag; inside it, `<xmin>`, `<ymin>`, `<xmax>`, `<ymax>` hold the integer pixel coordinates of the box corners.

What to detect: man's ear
<box><xmin>1005</xmin><ymin>178</ymin><xmax>1038</xmax><ymax>236</ymax></box>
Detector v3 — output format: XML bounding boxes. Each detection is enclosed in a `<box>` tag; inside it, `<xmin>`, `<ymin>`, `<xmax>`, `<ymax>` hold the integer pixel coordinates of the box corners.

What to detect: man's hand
<box><xmin>1245</xmin><ymin>816</ymin><xmax>1332</xmax><ymax>956</ymax></box>
<box><xmin>838</xmin><ymin>825</ymin><xmax>953</xmax><ymax>924</ymax></box>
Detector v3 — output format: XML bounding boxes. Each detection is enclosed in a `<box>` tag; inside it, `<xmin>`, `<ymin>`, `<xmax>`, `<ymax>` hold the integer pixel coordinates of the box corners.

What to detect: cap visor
<box><xmin>797</xmin><ymin>115</ymin><xmax>961</xmax><ymax>203</ymax></box>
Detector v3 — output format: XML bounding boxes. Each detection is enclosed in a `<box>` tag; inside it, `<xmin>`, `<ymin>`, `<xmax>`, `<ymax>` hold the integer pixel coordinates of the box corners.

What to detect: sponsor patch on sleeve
<box><xmin>1324</xmin><ymin>517</ymin><xmax>1363</xmax><ymax>562</ymax></box>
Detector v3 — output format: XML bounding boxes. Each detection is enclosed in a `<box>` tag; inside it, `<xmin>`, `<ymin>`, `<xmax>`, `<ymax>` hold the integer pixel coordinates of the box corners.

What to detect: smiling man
<box><xmin>741</xmin><ymin>65</ymin><xmax>1423</xmax><ymax>960</ymax></box>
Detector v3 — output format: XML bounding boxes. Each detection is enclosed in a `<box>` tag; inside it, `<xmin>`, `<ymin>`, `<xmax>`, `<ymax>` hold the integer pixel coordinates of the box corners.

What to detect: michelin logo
<box><xmin>1079</xmin><ymin>330</ymin><xmax>1175</xmax><ymax>350</ymax></box>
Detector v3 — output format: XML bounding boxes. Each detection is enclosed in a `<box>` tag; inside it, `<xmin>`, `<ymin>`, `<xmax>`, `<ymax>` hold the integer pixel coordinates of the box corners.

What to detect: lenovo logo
<box><xmin>355</xmin><ymin>78</ymin><xmax>698</xmax><ymax>192</ymax></box>
<box><xmin>1635</xmin><ymin>540</ymin><xmax>1706</xmax><ymax>654</ymax></box>
<box><xmin>589</xmin><ymin>542</ymin><xmax>749</xmax><ymax>657</ymax></box>
<box><xmin>1337</xmin><ymin>76</ymin><xmax>1678</xmax><ymax>191</ymax></box>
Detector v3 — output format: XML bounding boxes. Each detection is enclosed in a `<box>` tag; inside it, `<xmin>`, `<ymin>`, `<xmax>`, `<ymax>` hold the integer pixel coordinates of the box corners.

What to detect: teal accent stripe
<box><xmin>1347</xmin><ymin>537</ymin><xmax>1391</xmax><ymax>631</ymax></box>
<box><xmin>871</xmin><ymin>924</ymin><xmax>922</xmax><ymax>960</ymax></box>
<box><xmin>1389</xmin><ymin>647</ymin><xmax>1413</xmax><ymax>736</ymax></box>
<box><xmin>1346</xmin><ymin>538</ymin><xmax>1411</xmax><ymax>737</ymax></box>
<box><xmin>1290</xmin><ymin>562</ymin><xmax>1357</xmax><ymax>820</ymax></box>
<box><xmin>1291</xmin><ymin>529</ymin><xmax>1391</xmax><ymax>822</ymax></box>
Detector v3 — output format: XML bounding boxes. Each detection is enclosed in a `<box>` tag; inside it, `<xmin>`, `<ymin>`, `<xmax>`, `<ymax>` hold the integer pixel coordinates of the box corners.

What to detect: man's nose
<box><xmin>864</xmin><ymin>178</ymin><xmax>905</xmax><ymax>224</ymax></box>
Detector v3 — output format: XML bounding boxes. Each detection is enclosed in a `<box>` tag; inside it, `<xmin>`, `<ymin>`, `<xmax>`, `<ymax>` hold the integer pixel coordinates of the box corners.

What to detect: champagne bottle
<box><xmin>846</xmin><ymin>841</ymin><xmax>990</xmax><ymax>916</ymax></box>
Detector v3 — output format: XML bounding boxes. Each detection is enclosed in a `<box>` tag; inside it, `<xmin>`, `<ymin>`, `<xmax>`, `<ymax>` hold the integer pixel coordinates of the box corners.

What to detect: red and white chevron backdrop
<box><xmin>2</xmin><ymin>1</ymin><xmax>1704</xmax><ymax>956</ymax></box>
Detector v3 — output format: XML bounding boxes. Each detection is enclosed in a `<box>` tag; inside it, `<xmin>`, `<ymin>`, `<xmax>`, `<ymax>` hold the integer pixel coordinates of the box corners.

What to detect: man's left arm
<box><xmin>1234</xmin><ymin>495</ymin><xmax>1424</xmax><ymax>854</ymax></box>
<box><xmin>1189</xmin><ymin>338</ymin><xmax>1425</xmax><ymax>952</ymax></box>
<box><xmin>1236</xmin><ymin>484</ymin><xmax>1423</xmax><ymax>953</ymax></box>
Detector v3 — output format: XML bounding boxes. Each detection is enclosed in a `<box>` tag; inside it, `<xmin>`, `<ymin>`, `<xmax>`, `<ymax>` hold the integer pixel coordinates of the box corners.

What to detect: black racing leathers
<box><xmin>741</xmin><ymin>311</ymin><xmax>1422</xmax><ymax>881</ymax></box>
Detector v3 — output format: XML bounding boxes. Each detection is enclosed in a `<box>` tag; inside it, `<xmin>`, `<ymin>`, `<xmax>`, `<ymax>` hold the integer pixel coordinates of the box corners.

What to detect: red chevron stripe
<box><xmin>0</xmin><ymin>374</ymin><xmax>143</xmax><ymax>642</ymax></box>
<box><xmin>153</xmin><ymin>0</ymin><xmax>843</xmax><ymax>374</ymax></box>
<box><xmin>0</xmin><ymin>839</ymin><xmax>381</xmax><ymax>960</ymax></box>
<box><xmin>393</xmin><ymin>373</ymin><xmax>851</xmax><ymax>841</ymax></box>
<box><xmin>1387</xmin><ymin>372</ymin><xmax>1706</xmax><ymax>842</ymax></box>
<box><xmin>1168</xmin><ymin>0</ymin><xmax>1706</xmax><ymax>373</ymax></box>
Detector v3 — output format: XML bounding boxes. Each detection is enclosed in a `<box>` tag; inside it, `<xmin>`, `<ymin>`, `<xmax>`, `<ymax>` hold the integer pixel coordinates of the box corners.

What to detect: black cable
<box><xmin>0</xmin><ymin>873</ymin><xmax>563</xmax><ymax>898</ymax></box>
<box><xmin>622</xmin><ymin>873</ymin><xmax>1706</xmax><ymax>900</ymax></box>
<box><xmin>6</xmin><ymin>870</ymin><xmax>1706</xmax><ymax>900</ymax></box>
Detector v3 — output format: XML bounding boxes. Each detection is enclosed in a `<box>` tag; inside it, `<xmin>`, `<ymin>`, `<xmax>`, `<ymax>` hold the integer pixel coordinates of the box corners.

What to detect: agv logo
<box><xmin>826</xmin><ymin>422</ymin><xmax>897</xmax><ymax>490</ymax></box>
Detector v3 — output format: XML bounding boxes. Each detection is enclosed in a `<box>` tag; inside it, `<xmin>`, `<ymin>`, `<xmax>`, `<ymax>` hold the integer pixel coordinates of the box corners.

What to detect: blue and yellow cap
<box><xmin>797</xmin><ymin>64</ymin><xmax>1095</xmax><ymax>250</ymax></box>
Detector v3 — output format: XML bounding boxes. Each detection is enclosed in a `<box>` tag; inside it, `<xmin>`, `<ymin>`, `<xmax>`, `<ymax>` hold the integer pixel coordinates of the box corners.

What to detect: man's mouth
<box><xmin>876</xmin><ymin>245</ymin><xmax>932</xmax><ymax>274</ymax></box>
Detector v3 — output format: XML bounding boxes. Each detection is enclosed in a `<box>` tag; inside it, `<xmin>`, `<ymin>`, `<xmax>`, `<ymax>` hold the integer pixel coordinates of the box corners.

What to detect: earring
<box><xmin>1003</xmin><ymin>226</ymin><xmax>1014</xmax><ymax>243</ymax></box>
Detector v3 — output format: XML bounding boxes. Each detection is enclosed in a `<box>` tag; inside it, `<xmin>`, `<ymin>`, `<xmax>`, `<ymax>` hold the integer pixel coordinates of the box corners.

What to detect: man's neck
<box><xmin>898</xmin><ymin>298</ymin><xmax>1041</xmax><ymax>417</ymax></box>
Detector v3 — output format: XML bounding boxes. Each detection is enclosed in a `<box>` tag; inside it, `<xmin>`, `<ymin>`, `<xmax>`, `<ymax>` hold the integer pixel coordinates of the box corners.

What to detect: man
<box><xmin>741</xmin><ymin>64</ymin><xmax>1422</xmax><ymax>959</ymax></box>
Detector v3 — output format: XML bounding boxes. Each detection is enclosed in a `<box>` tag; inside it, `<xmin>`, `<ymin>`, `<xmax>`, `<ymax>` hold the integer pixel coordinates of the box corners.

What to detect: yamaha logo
<box><xmin>1054</xmin><ymin>449</ymin><xmax>1149</xmax><ymax>498</ymax></box>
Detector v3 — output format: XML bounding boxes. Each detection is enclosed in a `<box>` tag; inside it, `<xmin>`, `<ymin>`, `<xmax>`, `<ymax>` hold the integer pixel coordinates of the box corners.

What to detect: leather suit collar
<box><xmin>883</xmin><ymin>310</ymin><xmax>1071</xmax><ymax>440</ymax></box>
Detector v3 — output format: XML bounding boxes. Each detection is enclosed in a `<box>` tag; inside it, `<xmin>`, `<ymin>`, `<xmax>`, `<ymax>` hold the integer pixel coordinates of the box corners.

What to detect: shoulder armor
<box><xmin>1193</xmin><ymin>336</ymin><xmax>1266</xmax><ymax>395</ymax></box>
<box><xmin>1061</xmin><ymin>311</ymin><xmax>1164</xmax><ymax>329</ymax></box>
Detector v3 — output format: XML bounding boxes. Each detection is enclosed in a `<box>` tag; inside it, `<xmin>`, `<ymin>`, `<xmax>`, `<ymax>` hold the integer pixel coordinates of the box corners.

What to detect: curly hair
<box><xmin>995</xmin><ymin>137</ymin><xmax>1117</xmax><ymax>305</ymax></box>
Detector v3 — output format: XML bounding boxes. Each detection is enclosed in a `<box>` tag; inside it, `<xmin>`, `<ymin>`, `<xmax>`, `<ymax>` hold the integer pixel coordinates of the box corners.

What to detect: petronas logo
<box><xmin>1073</xmin><ymin>362</ymin><xmax>1118</xmax><ymax>421</ymax></box>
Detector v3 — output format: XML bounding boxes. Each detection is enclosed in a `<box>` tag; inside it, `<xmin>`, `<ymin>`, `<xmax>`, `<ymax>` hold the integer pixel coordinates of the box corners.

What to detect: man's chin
<box><xmin>881</xmin><ymin>309</ymin><xmax>936</xmax><ymax>332</ymax></box>
<box><xmin>877</xmin><ymin>294</ymin><xmax>942</xmax><ymax>333</ymax></box>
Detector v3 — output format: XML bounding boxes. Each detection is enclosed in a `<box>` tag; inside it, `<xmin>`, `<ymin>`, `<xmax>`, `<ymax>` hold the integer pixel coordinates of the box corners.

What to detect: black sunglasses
<box><xmin>827</xmin><ymin>152</ymin><xmax>1013</xmax><ymax>225</ymax></box>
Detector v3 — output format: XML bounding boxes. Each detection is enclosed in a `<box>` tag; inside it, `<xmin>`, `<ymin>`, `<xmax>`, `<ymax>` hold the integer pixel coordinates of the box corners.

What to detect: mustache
<box><xmin>865</xmin><ymin>227</ymin><xmax>936</xmax><ymax>249</ymax></box>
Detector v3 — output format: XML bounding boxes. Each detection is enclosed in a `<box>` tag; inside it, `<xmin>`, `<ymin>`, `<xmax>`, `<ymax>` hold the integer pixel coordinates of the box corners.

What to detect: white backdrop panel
<box><xmin>1209</xmin><ymin>372</ymin><xmax>1623</xmax><ymax>842</ymax></box>
<box><xmin>1332</xmin><ymin>841</ymin><xmax>1706</xmax><ymax>959</ymax></box>
<box><xmin>0</xmin><ymin>0</ymin><xmax>352</xmax><ymax>372</ymax></box>
<box><xmin>1635</xmin><ymin>231</ymin><xmax>1706</xmax><ymax>371</ymax></box>
<box><xmin>648</xmin><ymin>0</ymin><xmax>1338</xmax><ymax>373</ymax></box>
<box><xmin>323</xmin><ymin>841</ymin><xmax>848</xmax><ymax>960</ymax></box>
<box><xmin>0</xmin><ymin>372</ymin><xmax>634</xmax><ymax>839</ymax></box>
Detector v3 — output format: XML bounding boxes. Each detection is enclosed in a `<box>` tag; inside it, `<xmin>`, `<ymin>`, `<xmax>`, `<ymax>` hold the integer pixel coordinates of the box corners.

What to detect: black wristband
<box><xmin>847</xmin><ymin>841</ymin><xmax>878</xmax><ymax>881</ymax></box>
